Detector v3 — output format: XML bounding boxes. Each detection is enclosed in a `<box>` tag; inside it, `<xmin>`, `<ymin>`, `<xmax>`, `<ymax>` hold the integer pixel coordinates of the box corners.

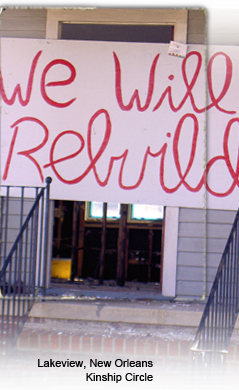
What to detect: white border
<box><xmin>162</xmin><ymin>207</ymin><xmax>179</xmax><ymax>297</ymax></box>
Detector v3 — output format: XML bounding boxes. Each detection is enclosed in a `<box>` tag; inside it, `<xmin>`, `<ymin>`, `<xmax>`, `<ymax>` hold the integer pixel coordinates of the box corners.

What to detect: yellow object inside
<box><xmin>51</xmin><ymin>258</ymin><xmax>71</xmax><ymax>279</ymax></box>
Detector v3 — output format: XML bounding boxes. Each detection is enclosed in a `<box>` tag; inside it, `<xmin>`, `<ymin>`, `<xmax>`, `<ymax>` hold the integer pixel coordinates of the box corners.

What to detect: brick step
<box><xmin>10</xmin><ymin>318</ymin><xmax>195</xmax><ymax>375</ymax></box>
<box><xmin>3</xmin><ymin>316</ymin><xmax>239</xmax><ymax>380</ymax></box>
<box><xmin>2</xmin><ymin>318</ymin><xmax>239</xmax><ymax>386</ymax></box>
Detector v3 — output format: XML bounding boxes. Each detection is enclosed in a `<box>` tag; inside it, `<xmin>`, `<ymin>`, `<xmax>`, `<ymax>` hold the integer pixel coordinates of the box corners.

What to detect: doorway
<box><xmin>51</xmin><ymin>201</ymin><xmax>164</xmax><ymax>288</ymax></box>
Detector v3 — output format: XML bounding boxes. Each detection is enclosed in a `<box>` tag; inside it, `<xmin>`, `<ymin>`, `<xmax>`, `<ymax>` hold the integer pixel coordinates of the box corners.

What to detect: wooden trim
<box><xmin>84</xmin><ymin>221</ymin><xmax>163</xmax><ymax>230</ymax></box>
<box><xmin>70</xmin><ymin>201</ymin><xmax>79</xmax><ymax>280</ymax></box>
<box><xmin>116</xmin><ymin>204</ymin><xmax>128</xmax><ymax>286</ymax></box>
<box><xmin>148</xmin><ymin>228</ymin><xmax>153</xmax><ymax>282</ymax></box>
<box><xmin>99</xmin><ymin>202</ymin><xmax>107</xmax><ymax>284</ymax></box>
<box><xmin>125</xmin><ymin>227</ymin><xmax>130</xmax><ymax>280</ymax></box>
<box><xmin>77</xmin><ymin>202</ymin><xmax>85</xmax><ymax>278</ymax></box>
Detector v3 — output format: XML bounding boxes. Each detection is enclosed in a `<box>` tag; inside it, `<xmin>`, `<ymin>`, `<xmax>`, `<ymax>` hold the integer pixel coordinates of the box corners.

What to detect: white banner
<box><xmin>1</xmin><ymin>38</ymin><xmax>238</xmax><ymax>209</ymax></box>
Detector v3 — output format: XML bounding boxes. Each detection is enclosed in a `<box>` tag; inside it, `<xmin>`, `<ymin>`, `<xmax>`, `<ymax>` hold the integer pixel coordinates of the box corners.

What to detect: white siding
<box><xmin>187</xmin><ymin>9</ymin><xmax>206</xmax><ymax>44</ymax></box>
<box><xmin>0</xmin><ymin>8</ymin><xmax>47</xmax><ymax>38</ymax></box>
<box><xmin>0</xmin><ymin>196</ymin><xmax>35</xmax><ymax>284</ymax></box>
<box><xmin>176</xmin><ymin>207</ymin><xmax>236</xmax><ymax>300</ymax></box>
<box><xmin>0</xmin><ymin>8</ymin><xmax>47</xmax><ymax>280</ymax></box>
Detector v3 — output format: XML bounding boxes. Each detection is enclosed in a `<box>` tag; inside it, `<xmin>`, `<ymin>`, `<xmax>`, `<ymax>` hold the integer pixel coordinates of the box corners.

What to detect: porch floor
<box><xmin>45</xmin><ymin>278</ymin><xmax>169</xmax><ymax>301</ymax></box>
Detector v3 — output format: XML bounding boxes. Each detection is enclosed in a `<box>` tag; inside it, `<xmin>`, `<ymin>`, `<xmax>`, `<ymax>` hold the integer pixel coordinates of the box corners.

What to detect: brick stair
<box><xmin>0</xmin><ymin>318</ymin><xmax>239</xmax><ymax>390</ymax></box>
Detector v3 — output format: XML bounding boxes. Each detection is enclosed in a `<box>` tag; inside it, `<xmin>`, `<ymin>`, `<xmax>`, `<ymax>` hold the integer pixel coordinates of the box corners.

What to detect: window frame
<box><xmin>85</xmin><ymin>201</ymin><xmax>121</xmax><ymax>222</ymax></box>
<box><xmin>46</xmin><ymin>8</ymin><xmax>188</xmax><ymax>43</ymax></box>
<box><xmin>85</xmin><ymin>201</ymin><xmax>164</xmax><ymax>225</ymax></box>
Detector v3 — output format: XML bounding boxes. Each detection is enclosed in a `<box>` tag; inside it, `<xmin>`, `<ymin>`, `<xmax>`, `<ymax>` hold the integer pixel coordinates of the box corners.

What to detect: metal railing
<box><xmin>0</xmin><ymin>177</ymin><xmax>52</xmax><ymax>364</ymax></box>
<box><xmin>191</xmin><ymin>208</ymin><xmax>239</xmax><ymax>371</ymax></box>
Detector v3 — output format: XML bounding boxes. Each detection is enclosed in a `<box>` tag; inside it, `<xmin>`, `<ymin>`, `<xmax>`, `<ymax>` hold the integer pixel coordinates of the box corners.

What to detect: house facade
<box><xmin>1</xmin><ymin>7</ymin><xmax>237</xmax><ymax>300</ymax></box>
<box><xmin>1</xmin><ymin>7</ymin><xmax>237</xmax><ymax>301</ymax></box>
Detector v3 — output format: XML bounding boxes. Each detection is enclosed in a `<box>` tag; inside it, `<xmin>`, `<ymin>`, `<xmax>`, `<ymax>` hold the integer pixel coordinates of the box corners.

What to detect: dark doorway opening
<box><xmin>52</xmin><ymin>201</ymin><xmax>164</xmax><ymax>288</ymax></box>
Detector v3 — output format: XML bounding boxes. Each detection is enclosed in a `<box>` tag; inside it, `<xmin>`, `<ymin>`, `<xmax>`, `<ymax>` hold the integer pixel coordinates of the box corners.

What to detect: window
<box><xmin>131</xmin><ymin>204</ymin><xmax>164</xmax><ymax>221</ymax></box>
<box><xmin>60</xmin><ymin>23</ymin><xmax>174</xmax><ymax>43</ymax></box>
<box><xmin>88</xmin><ymin>202</ymin><xmax>120</xmax><ymax>220</ymax></box>
<box><xmin>86</xmin><ymin>201</ymin><xmax>164</xmax><ymax>222</ymax></box>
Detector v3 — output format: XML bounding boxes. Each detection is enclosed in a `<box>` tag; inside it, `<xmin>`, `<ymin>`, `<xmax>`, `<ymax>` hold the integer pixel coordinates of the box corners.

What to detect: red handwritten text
<box><xmin>1</xmin><ymin>47</ymin><xmax>239</xmax><ymax>200</ymax></box>
<box><xmin>0</xmin><ymin>51</ymin><xmax>76</xmax><ymax>107</ymax></box>
<box><xmin>114</xmin><ymin>51</ymin><xmax>236</xmax><ymax>115</ymax></box>
<box><xmin>3</xmin><ymin>109</ymin><xmax>239</xmax><ymax>198</ymax></box>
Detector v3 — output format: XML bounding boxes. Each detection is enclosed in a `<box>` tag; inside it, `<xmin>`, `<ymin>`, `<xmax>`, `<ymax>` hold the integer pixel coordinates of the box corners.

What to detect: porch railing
<box><xmin>191</xmin><ymin>207</ymin><xmax>239</xmax><ymax>371</ymax></box>
<box><xmin>0</xmin><ymin>177</ymin><xmax>52</xmax><ymax>364</ymax></box>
